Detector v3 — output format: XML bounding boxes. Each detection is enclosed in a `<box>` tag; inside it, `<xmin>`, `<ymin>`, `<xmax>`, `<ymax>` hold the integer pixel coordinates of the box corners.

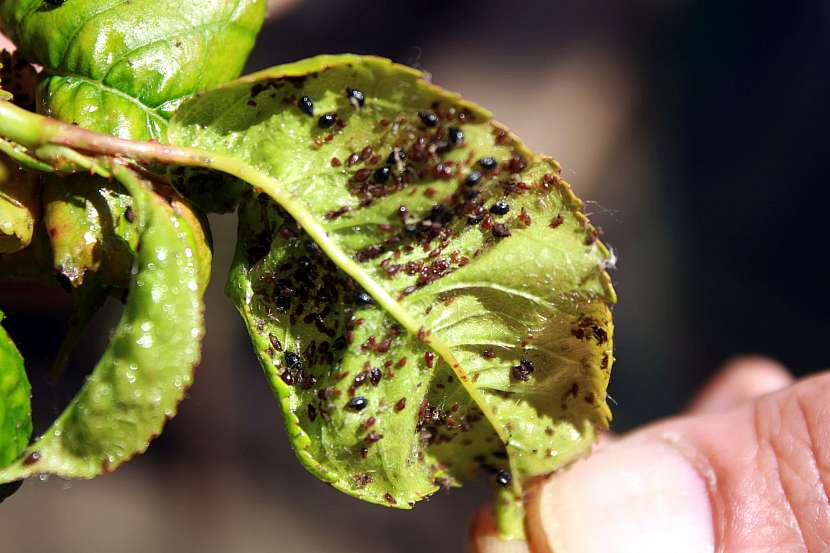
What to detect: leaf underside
<box><xmin>169</xmin><ymin>55</ymin><xmax>616</xmax><ymax>510</ymax></box>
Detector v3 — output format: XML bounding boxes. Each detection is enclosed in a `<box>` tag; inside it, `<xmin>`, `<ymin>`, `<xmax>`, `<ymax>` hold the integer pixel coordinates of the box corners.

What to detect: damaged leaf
<box><xmin>169</xmin><ymin>55</ymin><xmax>616</xmax><ymax>536</ymax></box>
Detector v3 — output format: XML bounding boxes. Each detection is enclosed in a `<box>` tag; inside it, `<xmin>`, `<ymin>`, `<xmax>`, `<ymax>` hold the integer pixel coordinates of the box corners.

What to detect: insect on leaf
<box><xmin>169</xmin><ymin>55</ymin><xmax>616</xmax><ymax>534</ymax></box>
<box><xmin>0</xmin><ymin>165</ymin><xmax>210</xmax><ymax>482</ymax></box>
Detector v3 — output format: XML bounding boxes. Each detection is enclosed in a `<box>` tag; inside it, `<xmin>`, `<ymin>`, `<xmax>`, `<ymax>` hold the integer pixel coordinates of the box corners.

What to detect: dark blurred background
<box><xmin>2</xmin><ymin>1</ymin><xmax>829</xmax><ymax>551</ymax></box>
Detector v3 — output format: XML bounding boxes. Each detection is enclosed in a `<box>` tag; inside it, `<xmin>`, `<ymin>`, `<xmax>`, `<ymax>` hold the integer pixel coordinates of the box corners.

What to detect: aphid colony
<box><xmin>237</xmin><ymin>74</ymin><xmax>589</xmax><ymax>502</ymax></box>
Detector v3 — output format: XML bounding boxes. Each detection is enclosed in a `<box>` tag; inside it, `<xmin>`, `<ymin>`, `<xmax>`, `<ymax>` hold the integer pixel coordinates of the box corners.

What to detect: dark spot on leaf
<box><xmin>318</xmin><ymin>113</ymin><xmax>337</xmax><ymax>128</ymax></box>
<box><xmin>478</xmin><ymin>156</ymin><xmax>498</xmax><ymax>171</ymax></box>
<box><xmin>346</xmin><ymin>87</ymin><xmax>365</xmax><ymax>108</ymax></box>
<box><xmin>418</xmin><ymin>112</ymin><xmax>438</xmax><ymax>127</ymax></box>
<box><xmin>489</xmin><ymin>200</ymin><xmax>510</xmax><ymax>215</ymax></box>
<box><xmin>346</xmin><ymin>396</ymin><xmax>368</xmax><ymax>412</ymax></box>
<box><xmin>298</xmin><ymin>96</ymin><xmax>314</xmax><ymax>116</ymax></box>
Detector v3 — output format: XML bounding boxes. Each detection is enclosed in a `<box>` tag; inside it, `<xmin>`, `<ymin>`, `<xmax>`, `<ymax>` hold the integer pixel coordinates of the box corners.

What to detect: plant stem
<box><xmin>0</xmin><ymin>99</ymin><xmax>526</xmax><ymax>538</ymax></box>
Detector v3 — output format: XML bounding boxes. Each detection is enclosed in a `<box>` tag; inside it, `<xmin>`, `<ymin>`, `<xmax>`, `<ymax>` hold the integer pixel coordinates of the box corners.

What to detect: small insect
<box><xmin>346</xmin><ymin>396</ymin><xmax>368</xmax><ymax>411</ymax></box>
<box><xmin>285</xmin><ymin>351</ymin><xmax>303</xmax><ymax>370</ymax></box>
<box><xmin>478</xmin><ymin>156</ymin><xmax>498</xmax><ymax>171</ymax></box>
<box><xmin>495</xmin><ymin>470</ymin><xmax>512</xmax><ymax>487</ymax></box>
<box><xmin>269</xmin><ymin>334</ymin><xmax>283</xmax><ymax>351</ymax></box>
<box><xmin>355</xmin><ymin>291</ymin><xmax>374</xmax><ymax>305</ymax></box>
<box><xmin>394</xmin><ymin>398</ymin><xmax>407</xmax><ymax>412</ymax></box>
<box><xmin>318</xmin><ymin>113</ymin><xmax>337</xmax><ymax>128</ymax></box>
<box><xmin>124</xmin><ymin>206</ymin><xmax>135</xmax><ymax>223</ymax></box>
<box><xmin>464</xmin><ymin>171</ymin><xmax>483</xmax><ymax>186</ymax></box>
<box><xmin>298</xmin><ymin>96</ymin><xmax>314</xmax><ymax>116</ymax></box>
<box><xmin>448</xmin><ymin>127</ymin><xmax>464</xmax><ymax>146</ymax></box>
<box><xmin>387</xmin><ymin>148</ymin><xmax>406</xmax><ymax>165</ymax></box>
<box><xmin>346</xmin><ymin>87</ymin><xmax>365</xmax><ymax>108</ymax></box>
<box><xmin>511</xmin><ymin>357</ymin><xmax>534</xmax><ymax>381</ymax></box>
<box><xmin>365</xmin><ymin>431</ymin><xmax>383</xmax><ymax>444</ymax></box>
<box><xmin>370</xmin><ymin>367</ymin><xmax>382</xmax><ymax>385</ymax></box>
<box><xmin>418</xmin><ymin>111</ymin><xmax>438</xmax><ymax>127</ymax></box>
<box><xmin>424</xmin><ymin>351</ymin><xmax>435</xmax><ymax>368</ymax></box>
<box><xmin>508</xmin><ymin>155</ymin><xmax>526</xmax><ymax>173</ymax></box>
<box><xmin>373</xmin><ymin>166</ymin><xmax>391</xmax><ymax>183</ymax></box>
<box><xmin>492</xmin><ymin>223</ymin><xmax>511</xmax><ymax>238</ymax></box>
<box><xmin>490</xmin><ymin>200</ymin><xmax>510</xmax><ymax>215</ymax></box>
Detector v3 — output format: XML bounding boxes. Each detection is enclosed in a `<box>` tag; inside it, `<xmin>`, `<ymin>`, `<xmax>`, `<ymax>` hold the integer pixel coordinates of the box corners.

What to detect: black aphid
<box><xmin>318</xmin><ymin>113</ymin><xmax>337</xmax><ymax>128</ymax></box>
<box><xmin>464</xmin><ymin>171</ymin><xmax>482</xmax><ymax>186</ymax></box>
<box><xmin>370</xmin><ymin>367</ymin><xmax>382</xmax><ymax>386</ymax></box>
<box><xmin>387</xmin><ymin>149</ymin><xmax>406</xmax><ymax>165</ymax></box>
<box><xmin>448</xmin><ymin>127</ymin><xmax>464</xmax><ymax>146</ymax></box>
<box><xmin>490</xmin><ymin>200</ymin><xmax>510</xmax><ymax>215</ymax></box>
<box><xmin>285</xmin><ymin>351</ymin><xmax>303</xmax><ymax>370</ymax></box>
<box><xmin>346</xmin><ymin>396</ymin><xmax>369</xmax><ymax>412</ymax></box>
<box><xmin>355</xmin><ymin>291</ymin><xmax>375</xmax><ymax>305</ymax></box>
<box><xmin>478</xmin><ymin>156</ymin><xmax>498</xmax><ymax>171</ymax></box>
<box><xmin>511</xmin><ymin>357</ymin><xmax>534</xmax><ymax>381</ymax></box>
<box><xmin>298</xmin><ymin>96</ymin><xmax>314</xmax><ymax>116</ymax></box>
<box><xmin>124</xmin><ymin>206</ymin><xmax>135</xmax><ymax>223</ymax></box>
<box><xmin>495</xmin><ymin>470</ymin><xmax>512</xmax><ymax>487</ymax></box>
<box><xmin>373</xmin><ymin>166</ymin><xmax>391</xmax><ymax>183</ymax></box>
<box><xmin>492</xmin><ymin>223</ymin><xmax>511</xmax><ymax>238</ymax></box>
<box><xmin>418</xmin><ymin>111</ymin><xmax>438</xmax><ymax>127</ymax></box>
<box><xmin>346</xmin><ymin>87</ymin><xmax>365</xmax><ymax>108</ymax></box>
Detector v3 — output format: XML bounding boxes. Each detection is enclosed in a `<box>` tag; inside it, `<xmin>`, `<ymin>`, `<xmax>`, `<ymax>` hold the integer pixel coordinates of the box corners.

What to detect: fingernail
<box><xmin>526</xmin><ymin>439</ymin><xmax>715</xmax><ymax>553</ymax></box>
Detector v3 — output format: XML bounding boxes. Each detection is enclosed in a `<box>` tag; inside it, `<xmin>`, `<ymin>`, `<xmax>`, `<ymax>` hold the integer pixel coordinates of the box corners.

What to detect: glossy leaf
<box><xmin>1</xmin><ymin>0</ymin><xmax>264</xmax><ymax>287</ymax></box>
<box><xmin>0</xmin><ymin>310</ymin><xmax>32</xmax><ymax>467</ymax></box>
<box><xmin>169</xmin><ymin>55</ymin><xmax>616</xmax><ymax>532</ymax></box>
<box><xmin>0</xmin><ymin>0</ymin><xmax>267</xmax><ymax>140</ymax></box>
<box><xmin>0</xmin><ymin>310</ymin><xmax>32</xmax><ymax>502</ymax></box>
<box><xmin>42</xmin><ymin>174</ymin><xmax>138</xmax><ymax>287</ymax></box>
<box><xmin>0</xmin><ymin>164</ymin><xmax>210</xmax><ymax>481</ymax></box>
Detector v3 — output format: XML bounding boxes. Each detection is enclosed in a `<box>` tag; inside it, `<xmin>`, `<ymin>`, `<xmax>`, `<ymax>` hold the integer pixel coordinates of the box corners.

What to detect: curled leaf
<box><xmin>0</xmin><ymin>158</ymin><xmax>40</xmax><ymax>254</ymax></box>
<box><xmin>42</xmin><ymin>174</ymin><xmax>138</xmax><ymax>287</ymax></box>
<box><xmin>0</xmin><ymin>164</ymin><xmax>210</xmax><ymax>482</ymax></box>
<box><xmin>169</xmin><ymin>55</ymin><xmax>616</xmax><ymax>535</ymax></box>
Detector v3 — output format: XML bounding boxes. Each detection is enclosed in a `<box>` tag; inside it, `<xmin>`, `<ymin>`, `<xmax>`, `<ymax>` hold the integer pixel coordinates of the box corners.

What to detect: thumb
<box><xmin>474</xmin><ymin>371</ymin><xmax>830</xmax><ymax>553</ymax></box>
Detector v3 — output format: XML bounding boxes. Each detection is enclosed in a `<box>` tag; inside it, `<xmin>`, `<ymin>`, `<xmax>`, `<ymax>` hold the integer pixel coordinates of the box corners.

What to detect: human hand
<box><xmin>469</xmin><ymin>357</ymin><xmax>829</xmax><ymax>553</ymax></box>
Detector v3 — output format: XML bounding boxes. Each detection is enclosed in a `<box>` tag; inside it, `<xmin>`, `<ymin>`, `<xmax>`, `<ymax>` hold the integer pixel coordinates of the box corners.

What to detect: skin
<box><xmin>469</xmin><ymin>357</ymin><xmax>830</xmax><ymax>553</ymax></box>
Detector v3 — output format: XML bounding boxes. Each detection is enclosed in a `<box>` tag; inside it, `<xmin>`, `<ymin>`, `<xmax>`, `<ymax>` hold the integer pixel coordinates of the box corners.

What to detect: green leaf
<box><xmin>0</xmin><ymin>310</ymin><xmax>32</xmax><ymax>502</ymax></box>
<box><xmin>0</xmin><ymin>310</ymin><xmax>32</xmax><ymax>467</ymax></box>
<box><xmin>1</xmin><ymin>0</ymin><xmax>264</xmax><ymax>287</ymax></box>
<box><xmin>42</xmin><ymin>173</ymin><xmax>139</xmax><ymax>287</ymax></box>
<box><xmin>0</xmin><ymin>157</ymin><xmax>40</xmax><ymax>254</ymax></box>
<box><xmin>169</xmin><ymin>55</ymin><xmax>616</xmax><ymax>535</ymax></box>
<box><xmin>0</xmin><ymin>164</ymin><xmax>210</xmax><ymax>482</ymax></box>
<box><xmin>1</xmin><ymin>0</ymin><xmax>267</xmax><ymax>140</ymax></box>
